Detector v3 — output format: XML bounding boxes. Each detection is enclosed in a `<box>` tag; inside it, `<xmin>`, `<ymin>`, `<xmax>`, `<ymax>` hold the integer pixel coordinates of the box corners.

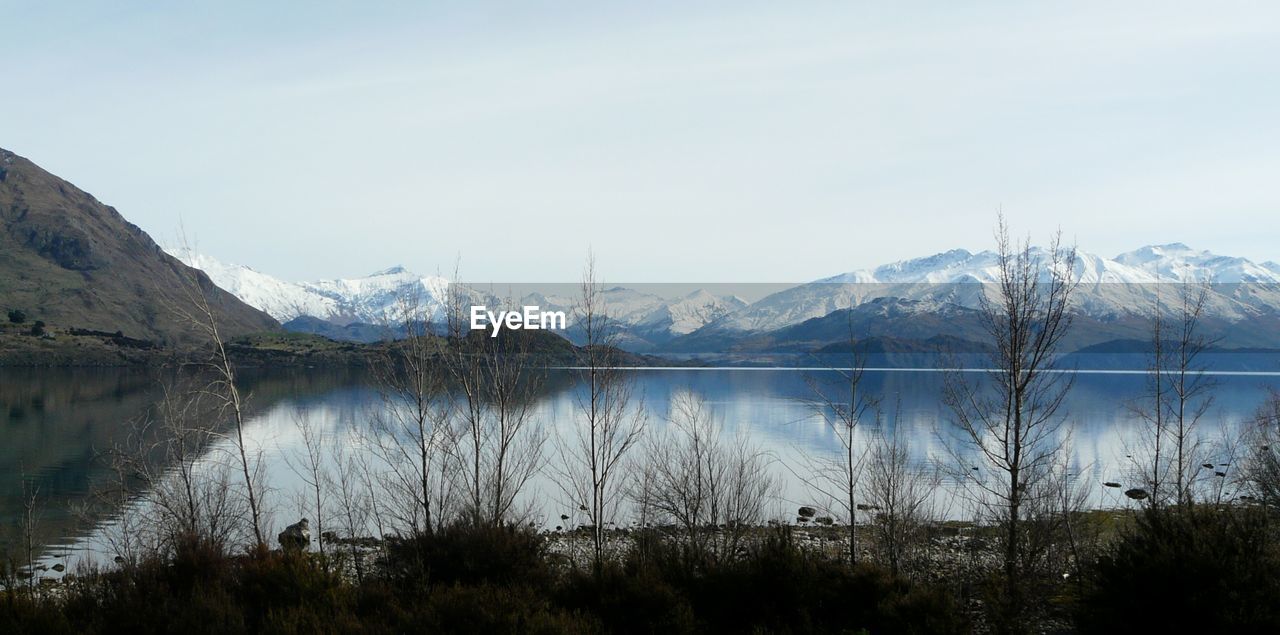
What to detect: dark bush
<box><xmin>381</xmin><ymin>523</ymin><xmax>550</xmax><ymax>589</ymax></box>
<box><xmin>565</xmin><ymin>527</ymin><xmax>966</xmax><ymax>635</ymax></box>
<box><xmin>42</xmin><ymin>536</ymin><xmax>359</xmax><ymax>634</ymax></box>
<box><xmin>5</xmin><ymin>525</ymin><xmax>965</xmax><ymax>633</ymax></box>
<box><xmin>1078</xmin><ymin>506</ymin><xmax>1280</xmax><ymax>632</ymax></box>
<box><xmin>236</xmin><ymin>548</ymin><xmax>354</xmax><ymax>632</ymax></box>
<box><xmin>7</xmin><ymin>309</ymin><xmax>26</xmax><ymax>324</ymax></box>
<box><xmin>559</xmin><ymin>563</ymin><xmax>697</xmax><ymax>634</ymax></box>
<box><xmin>56</xmin><ymin>537</ymin><xmax>246</xmax><ymax>634</ymax></box>
<box><xmin>0</xmin><ymin>560</ymin><xmax>73</xmax><ymax>635</ymax></box>
<box><xmin>29</xmin><ymin>321</ymin><xmax>46</xmax><ymax>336</ymax></box>
<box><xmin>692</xmin><ymin>529</ymin><xmax>965</xmax><ymax>634</ymax></box>
<box><xmin>419</xmin><ymin>583</ymin><xmax>595</xmax><ymax>633</ymax></box>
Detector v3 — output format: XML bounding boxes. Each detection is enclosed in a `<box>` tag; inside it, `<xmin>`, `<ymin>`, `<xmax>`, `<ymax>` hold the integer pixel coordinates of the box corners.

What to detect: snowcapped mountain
<box><xmin>171</xmin><ymin>243</ymin><xmax>1280</xmax><ymax>352</ymax></box>
<box><xmin>700</xmin><ymin>244</ymin><xmax>1280</xmax><ymax>335</ymax></box>
<box><xmin>518</xmin><ymin>287</ymin><xmax>748</xmax><ymax>337</ymax></box>
<box><xmin>300</xmin><ymin>266</ymin><xmax>453</xmax><ymax>325</ymax></box>
<box><xmin>825</xmin><ymin>243</ymin><xmax>1280</xmax><ymax>287</ymax></box>
<box><xmin>634</xmin><ymin>289</ymin><xmax>749</xmax><ymax>336</ymax></box>
<box><xmin>168</xmin><ymin>249</ymin><xmax>745</xmax><ymax>344</ymax></box>
<box><xmin>1113</xmin><ymin>243</ymin><xmax>1280</xmax><ymax>284</ymax></box>
<box><xmin>165</xmin><ymin>248</ymin><xmax>452</xmax><ymax>325</ymax></box>
<box><xmin>166</xmin><ymin>247</ymin><xmax>341</xmax><ymax>321</ymax></box>
<box><xmin>518</xmin><ymin>287</ymin><xmax>670</xmax><ymax>327</ymax></box>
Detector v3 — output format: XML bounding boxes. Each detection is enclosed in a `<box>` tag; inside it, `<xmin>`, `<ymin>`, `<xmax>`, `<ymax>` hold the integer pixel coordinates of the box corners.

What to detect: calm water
<box><xmin>3</xmin><ymin>366</ymin><xmax>1278</xmax><ymax>566</ymax></box>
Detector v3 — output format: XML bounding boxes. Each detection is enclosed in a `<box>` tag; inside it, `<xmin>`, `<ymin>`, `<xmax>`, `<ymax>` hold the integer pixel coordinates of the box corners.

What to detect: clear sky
<box><xmin>3</xmin><ymin>1</ymin><xmax>1278</xmax><ymax>282</ymax></box>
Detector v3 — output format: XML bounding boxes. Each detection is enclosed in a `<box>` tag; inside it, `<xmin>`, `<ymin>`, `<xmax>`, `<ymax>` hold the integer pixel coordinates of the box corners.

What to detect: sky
<box><xmin>3</xmin><ymin>1</ymin><xmax>1278</xmax><ymax>283</ymax></box>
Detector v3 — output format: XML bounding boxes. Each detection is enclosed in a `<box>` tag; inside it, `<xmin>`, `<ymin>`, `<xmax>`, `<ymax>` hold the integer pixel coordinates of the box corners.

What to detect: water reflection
<box><xmin>0</xmin><ymin>368</ymin><xmax>369</xmax><ymax>555</ymax></box>
<box><xmin>3</xmin><ymin>367</ymin><xmax>1277</xmax><ymax>565</ymax></box>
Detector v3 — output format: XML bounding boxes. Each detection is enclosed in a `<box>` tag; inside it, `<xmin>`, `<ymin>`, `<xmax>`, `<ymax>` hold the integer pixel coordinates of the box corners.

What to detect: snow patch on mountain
<box><xmin>166</xmin><ymin>247</ymin><xmax>340</xmax><ymax>321</ymax></box>
<box><xmin>1114</xmin><ymin>243</ymin><xmax>1280</xmax><ymax>284</ymax></box>
<box><xmin>165</xmin><ymin>248</ymin><xmax>452</xmax><ymax>325</ymax></box>
<box><xmin>635</xmin><ymin>289</ymin><xmax>749</xmax><ymax>335</ymax></box>
<box><xmin>168</xmin><ymin>248</ymin><xmax>742</xmax><ymax>340</ymax></box>
<box><xmin>171</xmin><ymin>243</ymin><xmax>1280</xmax><ymax>345</ymax></box>
<box><xmin>707</xmin><ymin>244</ymin><xmax>1280</xmax><ymax>334</ymax></box>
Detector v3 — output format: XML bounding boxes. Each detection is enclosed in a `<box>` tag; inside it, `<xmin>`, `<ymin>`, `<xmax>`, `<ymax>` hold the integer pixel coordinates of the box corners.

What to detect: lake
<box><xmin>3</xmin><ymin>366</ymin><xmax>1278</xmax><ymax>568</ymax></box>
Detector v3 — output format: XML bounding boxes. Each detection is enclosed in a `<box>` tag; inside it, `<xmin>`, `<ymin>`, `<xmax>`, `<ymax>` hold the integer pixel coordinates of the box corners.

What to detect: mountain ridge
<box><xmin>0</xmin><ymin>148</ymin><xmax>277</xmax><ymax>345</ymax></box>
<box><xmin>172</xmin><ymin>240</ymin><xmax>1280</xmax><ymax>355</ymax></box>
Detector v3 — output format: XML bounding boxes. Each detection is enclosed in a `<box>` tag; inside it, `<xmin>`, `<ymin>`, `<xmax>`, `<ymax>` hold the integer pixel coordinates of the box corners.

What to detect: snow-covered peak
<box><xmin>708</xmin><ymin>243</ymin><xmax>1280</xmax><ymax>333</ymax></box>
<box><xmin>1071</xmin><ymin>250</ymin><xmax>1156</xmax><ymax>285</ymax></box>
<box><xmin>821</xmin><ymin>248</ymin><xmax>984</xmax><ymax>284</ymax></box>
<box><xmin>171</xmin><ymin>242</ymin><xmax>1280</xmax><ymax>345</ymax></box>
<box><xmin>1114</xmin><ymin>243</ymin><xmax>1198</xmax><ymax>264</ymax></box>
<box><xmin>517</xmin><ymin>287</ymin><xmax>668</xmax><ymax>325</ymax></box>
<box><xmin>164</xmin><ymin>247</ymin><xmax>455</xmax><ymax>324</ymax></box>
<box><xmin>165</xmin><ymin>247</ymin><xmax>341</xmax><ymax>321</ymax></box>
<box><xmin>634</xmin><ymin>289</ymin><xmax>749</xmax><ymax>335</ymax></box>
<box><xmin>1114</xmin><ymin>244</ymin><xmax>1280</xmax><ymax>283</ymax></box>
<box><xmin>872</xmin><ymin>248</ymin><xmax>987</xmax><ymax>283</ymax></box>
<box><xmin>827</xmin><ymin>243</ymin><xmax>1279</xmax><ymax>287</ymax></box>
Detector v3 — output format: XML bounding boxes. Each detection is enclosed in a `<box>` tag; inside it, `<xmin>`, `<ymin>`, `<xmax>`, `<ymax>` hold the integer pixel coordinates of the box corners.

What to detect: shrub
<box><xmin>6</xmin><ymin>524</ymin><xmax>966</xmax><ymax>633</ymax></box>
<box><xmin>419</xmin><ymin>583</ymin><xmax>595</xmax><ymax>634</ymax></box>
<box><xmin>381</xmin><ymin>523</ymin><xmax>550</xmax><ymax>590</ymax></box>
<box><xmin>573</xmin><ymin>526</ymin><xmax>966</xmax><ymax>634</ymax></box>
<box><xmin>7</xmin><ymin>309</ymin><xmax>26</xmax><ymax>324</ymax></box>
<box><xmin>56</xmin><ymin>538</ymin><xmax>246</xmax><ymax>634</ymax></box>
<box><xmin>0</xmin><ymin>590</ymin><xmax>73</xmax><ymax>635</ymax></box>
<box><xmin>1078</xmin><ymin>506</ymin><xmax>1280</xmax><ymax>632</ymax></box>
<box><xmin>559</xmin><ymin>563</ymin><xmax>697</xmax><ymax>634</ymax></box>
<box><xmin>692</xmin><ymin>528</ymin><xmax>965</xmax><ymax>634</ymax></box>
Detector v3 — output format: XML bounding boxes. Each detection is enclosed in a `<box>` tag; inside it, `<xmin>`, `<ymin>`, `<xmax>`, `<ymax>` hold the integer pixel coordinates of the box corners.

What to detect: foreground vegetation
<box><xmin>3</xmin><ymin>524</ymin><xmax>966</xmax><ymax>634</ymax></box>
<box><xmin>5</xmin><ymin>503</ymin><xmax>1280</xmax><ymax>634</ymax></box>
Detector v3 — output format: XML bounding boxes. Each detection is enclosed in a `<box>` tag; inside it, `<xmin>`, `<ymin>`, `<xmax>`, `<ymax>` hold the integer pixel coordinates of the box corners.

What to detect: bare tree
<box><xmin>1028</xmin><ymin>451</ymin><xmax>1093</xmax><ymax>585</ymax></box>
<box><xmin>329</xmin><ymin>434</ymin><xmax>373</xmax><ymax>582</ymax></box>
<box><xmin>1128</xmin><ymin>282</ymin><xmax>1217</xmax><ymax>509</ymax></box>
<box><xmin>1243</xmin><ymin>389</ymin><xmax>1280</xmax><ymax>508</ymax></box>
<box><xmin>796</xmin><ymin>321</ymin><xmax>878</xmax><ymax>565</ymax></box>
<box><xmin>862</xmin><ymin>400</ymin><xmax>941</xmax><ymax>577</ymax></box>
<box><xmin>163</xmin><ymin>237</ymin><xmax>269</xmax><ymax>549</ymax></box>
<box><xmin>367</xmin><ymin>271</ymin><xmax>546</xmax><ymax>533</ymax></box>
<box><xmin>429</xmin><ymin>272</ymin><xmax>548</xmax><ymax>528</ymax></box>
<box><xmin>553</xmin><ymin>252</ymin><xmax>646</xmax><ymax>570</ymax></box>
<box><xmin>439</xmin><ymin>274</ymin><xmax>491</xmax><ymax>527</ymax></box>
<box><xmin>100</xmin><ymin>375</ymin><xmax>240</xmax><ymax>557</ymax></box>
<box><xmin>942</xmin><ymin>217</ymin><xmax>1077</xmax><ymax>616</ymax></box>
<box><xmin>367</xmin><ymin>283</ymin><xmax>456</xmax><ymax>536</ymax></box>
<box><xmin>352</xmin><ymin>435</ymin><xmax>391</xmax><ymax>543</ymax></box>
<box><xmin>636</xmin><ymin>392</ymin><xmax>776</xmax><ymax>567</ymax></box>
<box><xmin>1126</xmin><ymin>286</ymin><xmax>1171</xmax><ymax>508</ymax></box>
<box><xmin>476</xmin><ymin>303</ymin><xmax>547</xmax><ymax>526</ymax></box>
<box><xmin>18</xmin><ymin>467</ymin><xmax>41</xmax><ymax>590</ymax></box>
<box><xmin>1165</xmin><ymin>282</ymin><xmax>1217</xmax><ymax>506</ymax></box>
<box><xmin>282</xmin><ymin>409</ymin><xmax>331</xmax><ymax>560</ymax></box>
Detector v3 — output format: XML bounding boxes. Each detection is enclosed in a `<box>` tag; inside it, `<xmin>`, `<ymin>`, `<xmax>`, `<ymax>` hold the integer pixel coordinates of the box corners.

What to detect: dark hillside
<box><xmin>0</xmin><ymin>148</ymin><xmax>277</xmax><ymax>344</ymax></box>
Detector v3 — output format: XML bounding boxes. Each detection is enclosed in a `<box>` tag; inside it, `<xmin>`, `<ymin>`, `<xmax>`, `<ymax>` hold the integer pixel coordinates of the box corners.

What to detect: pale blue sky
<box><xmin>3</xmin><ymin>2</ymin><xmax>1278</xmax><ymax>282</ymax></box>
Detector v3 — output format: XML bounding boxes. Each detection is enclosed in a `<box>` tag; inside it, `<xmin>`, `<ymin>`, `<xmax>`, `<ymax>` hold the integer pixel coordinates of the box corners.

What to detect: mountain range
<box><xmin>700</xmin><ymin>245</ymin><xmax>1280</xmax><ymax>335</ymax></box>
<box><xmin>165</xmin><ymin>248</ymin><xmax>750</xmax><ymax>348</ymax></box>
<box><xmin>5</xmin><ymin>144</ymin><xmax>1277</xmax><ymax>363</ymax></box>
<box><xmin>172</xmin><ymin>241</ymin><xmax>1280</xmax><ymax>358</ymax></box>
<box><xmin>668</xmin><ymin>244</ymin><xmax>1280</xmax><ymax>357</ymax></box>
